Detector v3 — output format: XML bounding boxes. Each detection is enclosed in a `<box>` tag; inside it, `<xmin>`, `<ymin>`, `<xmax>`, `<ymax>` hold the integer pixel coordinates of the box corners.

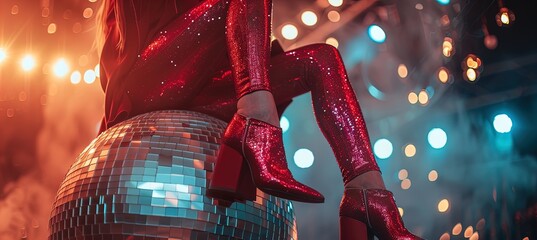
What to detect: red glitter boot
<box><xmin>207</xmin><ymin>113</ymin><xmax>325</xmax><ymax>203</ymax></box>
<box><xmin>339</xmin><ymin>188</ymin><xmax>423</xmax><ymax>240</ymax></box>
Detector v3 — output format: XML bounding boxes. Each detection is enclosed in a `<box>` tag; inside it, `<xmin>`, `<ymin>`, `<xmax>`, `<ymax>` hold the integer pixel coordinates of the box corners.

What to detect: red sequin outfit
<box><xmin>99</xmin><ymin>0</ymin><xmax>379</xmax><ymax>187</ymax></box>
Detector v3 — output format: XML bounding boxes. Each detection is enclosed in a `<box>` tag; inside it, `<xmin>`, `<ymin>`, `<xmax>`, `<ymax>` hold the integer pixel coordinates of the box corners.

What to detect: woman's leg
<box><xmin>191</xmin><ymin>43</ymin><xmax>383</xmax><ymax>187</ymax></box>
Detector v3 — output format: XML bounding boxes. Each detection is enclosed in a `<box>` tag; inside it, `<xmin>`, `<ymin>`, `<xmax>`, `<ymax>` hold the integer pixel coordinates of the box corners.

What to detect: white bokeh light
<box><xmin>281</xmin><ymin>24</ymin><xmax>298</xmax><ymax>40</ymax></box>
<box><xmin>0</xmin><ymin>48</ymin><xmax>6</xmax><ymax>62</ymax></box>
<box><xmin>493</xmin><ymin>114</ymin><xmax>512</xmax><ymax>133</ymax></box>
<box><xmin>71</xmin><ymin>71</ymin><xmax>81</xmax><ymax>84</ymax></box>
<box><xmin>428</xmin><ymin>128</ymin><xmax>447</xmax><ymax>149</ymax></box>
<box><xmin>301</xmin><ymin>11</ymin><xmax>318</xmax><ymax>26</ymax></box>
<box><xmin>294</xmin><ymin>148</ymin><xmax>314</xmax><ymax>168</ymax></box>
<box><xmin>84</xmin><ymin>69</ymin><xmax>96</xmax><ymax>84</ymax></box>
<box><xmin>53</xmin><ymin>58</ymin><xmax>70</xmax><ymax>77</ymax></box>
<box><xmin>373</xmin><ymin>138</ymin><xmax>393</xmax><ymax>159</ymax></box>
<box><xmin>21</xmin><ymin>54</ymin><xmax>36</xmax><ymax>72</ymax></box>
<box><xmin>280</xmin><ymin>116</ymin><xmax>290</xmax><ymax>133</ymax></box>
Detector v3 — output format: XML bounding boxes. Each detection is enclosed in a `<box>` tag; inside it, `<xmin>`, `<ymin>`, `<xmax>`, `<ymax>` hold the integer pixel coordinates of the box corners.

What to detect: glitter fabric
<box><xmin>49</xmin><ymin>110</ymin><xmax>297</xmax><ymax>240</ymax></box>
<box><xmin>208</xmin><ymin>113</ymin><xmax>324</xmax><ymax>203</ymax></box>
<box><xmin>99</xmin><ymin>0</ymin><xmax>379</xmax><ymax>184</ymax></box>
<box><xmin>339</xmin><ymin>189</ymin><xmax>423</xmax><ymax>239</ymax></box>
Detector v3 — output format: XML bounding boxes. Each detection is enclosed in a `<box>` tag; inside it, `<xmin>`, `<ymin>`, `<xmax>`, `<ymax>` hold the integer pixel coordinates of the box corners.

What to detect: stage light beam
<box><xmin>493</xmin><ymin>114</ymin><xmax>512</xmax><ymax>133</ymax></box>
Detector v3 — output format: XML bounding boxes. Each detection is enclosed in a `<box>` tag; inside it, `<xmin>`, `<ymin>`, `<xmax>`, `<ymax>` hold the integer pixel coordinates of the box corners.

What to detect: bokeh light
<box><xmin>281</xmin><ymin>24</ymin><xmax>298</xmax><ymax>40</ymax></box>
<box><xmin>404</xmin><ymin>144</ymin><xmax>416</xmax><ymax>157</ymax></box>
<box><xmin>280</xmin><ymin>116</ymin><xmax>290</xmax><ymax>133</ymax></box>
<box><xmin>327</xmin><ymin>10</ymin><xmax>341</xmax><ymax>22</ymax></box>
<box><xmin>368</xmin><ymin>25</ymin><xmax>386</xmax><ymax>43</ymax></box>
<box><xmin>418</xmin><ymin>90</ymin><xmax>429</xmax><ymax>105</ymax></box>
<box><xmin>325</xmin><ymin>37</ymin><xmax>339</xmax><ymax>48</ymax></box>
<box><xmin>470</xmin><ymin>232</ymin><xmax>479</xmax><ymax>240</ymax></box>
<box><xmin>398</xmin><ymin>64</ymin><xmax>408</xmax><ymax>78</ymax></box>
<box><xmin>437</xmin><ymin>0</ymin><xmax>450</xmax><ymax>5</ymax></box>
<box><xmin>373</xmin><ymin>138</ymin><xmax>393</xmax><ymax>159</ymax></box>
<box><xmin>398</xmin><ymin>169</ymin><xmax>408</xmax><ymax>180</ymax></box>
<box><xmin>452</xmin><ymin>223</ymin><xmax>462</xmax><ymax>235</ymax></box>
<box><xmin>95</xmin><ymin>64</ymin><xmax>100</xmax><ymax>78</ymax></box>
<box><xmin>428</xmin><ymin>128</ymin><xmax>447</xmax><ymax>149</ymax></box>
<box><xmin>0</xmin><ymin>48</ymin><xmax>6</xmax><ymax>62</ymax></box>
<box><xmin>493</xmin><ymin>114</ymin><xmax>512</xmax><ymax>133</ymax></box>
<box><xmin>71</xmin><ymin>71</ymin><xmax>82</xmax><ymax>84</ymax></box>
<box><xmin>301</xmin><ymin>11</ymin><xmax>318</xmax><ymax>26</ymax></box>
<box><xmin>398</xmin><ymin>207</ymin><xmax>404</xmax><ymax>217</ymax></box>
<box><xmin>21</xmin><ymin>54</ymin><xmax>36</xmax><ymax>72</ymax></box>
<box><xmin>438</xmin><ymin>67</ymin><xmax>449</xmax><ymax>83</ymax></box>
<box><xmin>48</xmin><ymin>23</ymin><xmax>57</xmax><ymax>34</ymax></box>
<box><xmin>293</xmin><ymin>148</ymin><xmax>314</xmax><ymax>168</ymax></box>
<box><xmin>84</xmin><ymin>69</ymin><xmax>96</xmax><ymax>84</ymax></box>
<box><xmin>428</xmin><ymin>170</ymin><xmax>438</xmax><ymax>181</ymax></box>
<box><xmin>328</xmin><ymin>0</ymin><xmax>343</xmax><ymax>7</ymax></box>
<box><xmin>401</xmin><ymin>179</ymin><xmax>412</xmax><ymax>190</ymax></box>
<box><xmin>53</xmin><ymin>58</ymin><xmax>70</xmax><ymax>77</ymax></box>
<box><xmin>466</xmin><ymin>68</ymin><xmax>477</xmax><ymax>81</ymax></box>
<box><xmin>440</xmin><ymin>233</ymin><xmax>450</xmax><ymax>240</ymax></box>
<box><xmin>408</xmin><ymin>92</ymin><xmax>418</xmax><ymax>104</ymax></box>
<box><xmin>438</xmin><ymin>199</ymin><xmax>449</xmax><ymax>212</ymax></box>
<box><xmin>464</xmin><ymin>226</ymin><xmax>473</xmax><ymax>238</ymax></box>
<box><xmin>496</xmin><ymin>7</ymin><xmax>515</xmax><ymax>27</ymax></box>
<box><xmin>442</xmin><ymin>37</ymin><xmax>454</xmax><ymax>57</ymax></box>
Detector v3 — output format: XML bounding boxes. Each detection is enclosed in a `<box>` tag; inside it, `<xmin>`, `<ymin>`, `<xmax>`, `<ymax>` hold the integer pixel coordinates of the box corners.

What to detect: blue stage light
<box><xmin>428</xmin><ymin>128</ymin><xmax>447</xmax><ymax>149</ymax></box>
<box><xmin>437</xmin><ymin>0</ymin><xmax>450</xmax><ymax>5</ymax></box>
<box><xmin>493</xmin><ymin>114</ymin><xmax>512</xmax><ymax>133</ymax></box>
<box><xmin>368</xmin><ymin>25</ymin><xmax>386</xmax><ymax>43</ymax></box>
<box><xmin>373</xmin><ymin>138</ymin><xmax>393</xmax><ymax>159</ymax></box>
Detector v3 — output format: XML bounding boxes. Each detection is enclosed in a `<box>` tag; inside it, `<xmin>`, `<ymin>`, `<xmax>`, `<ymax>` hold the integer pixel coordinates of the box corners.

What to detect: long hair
<box><xmin>95</xmin><ymin>0</ymin><xmax>128</xmax><ymax>56</ymax></box>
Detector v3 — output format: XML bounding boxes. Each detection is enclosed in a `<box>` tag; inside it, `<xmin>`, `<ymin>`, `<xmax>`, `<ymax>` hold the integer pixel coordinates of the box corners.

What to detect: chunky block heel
<box><xmin>206</xmin><ymin>113</ymin><xmax>324</xmax><ymax>204</ymax></box>
<box><xmin>339</xmin><ymin>216</ymin><xmax>372</xmax><ymax>240</ymax></box>
<box><xmin>207</xmin><ymin>144</ymin><xmax>256</xmax><ymax>203</ymax></box>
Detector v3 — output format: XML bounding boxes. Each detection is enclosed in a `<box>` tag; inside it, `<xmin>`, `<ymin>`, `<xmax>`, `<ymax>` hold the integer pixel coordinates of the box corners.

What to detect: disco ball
<box><xmin>49</xmin><ymin>110</ymin><xmax>297</xmax><ymax>240</ymax></box>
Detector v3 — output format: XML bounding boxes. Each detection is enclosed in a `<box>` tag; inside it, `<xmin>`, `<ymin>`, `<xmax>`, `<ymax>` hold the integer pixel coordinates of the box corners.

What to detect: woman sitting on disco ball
<box><xmin>96</xmin><ymin>0</ymin><xmax>422</xmax><ymax>239</ymax></box>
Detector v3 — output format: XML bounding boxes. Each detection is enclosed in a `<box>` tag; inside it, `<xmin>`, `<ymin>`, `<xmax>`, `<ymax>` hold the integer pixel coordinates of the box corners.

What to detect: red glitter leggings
<box><xmin>121</xmin><ymin>0</ymin><xmax>380</xmax><ymax>184</ymax></box>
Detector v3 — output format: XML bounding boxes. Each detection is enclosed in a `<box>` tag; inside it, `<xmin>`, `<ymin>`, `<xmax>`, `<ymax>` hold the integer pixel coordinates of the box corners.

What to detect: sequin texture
<box><xmin>340</xmin><ymin>189</ymin><xmax>423</xmax><ymax>239</ymax></box>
